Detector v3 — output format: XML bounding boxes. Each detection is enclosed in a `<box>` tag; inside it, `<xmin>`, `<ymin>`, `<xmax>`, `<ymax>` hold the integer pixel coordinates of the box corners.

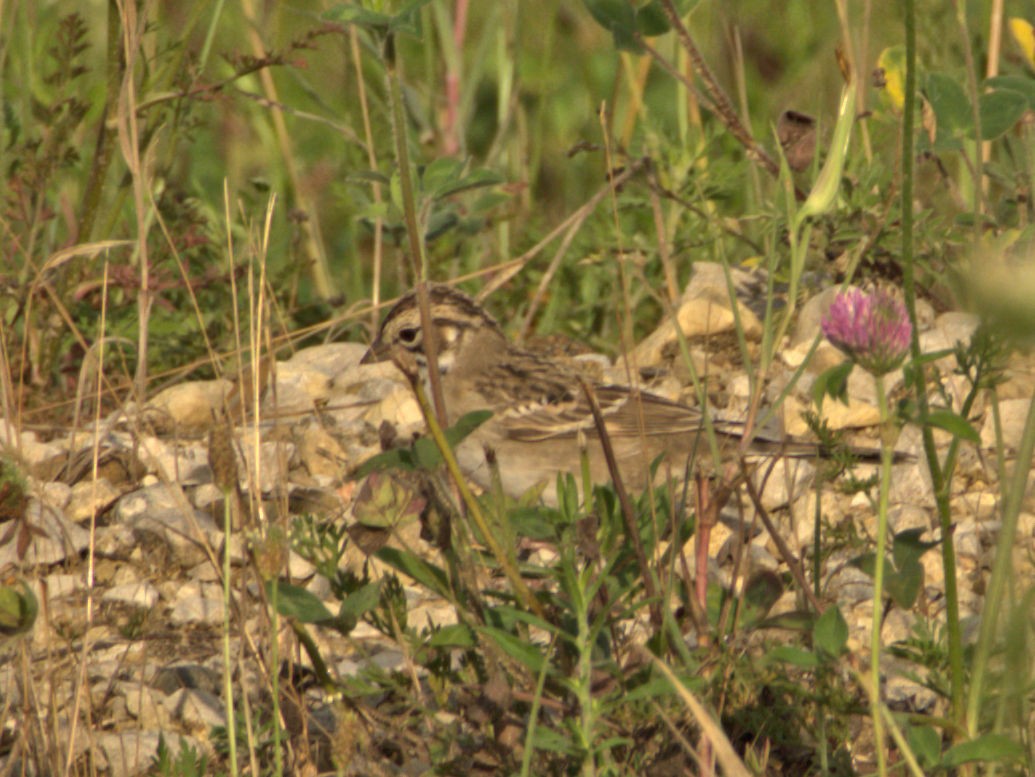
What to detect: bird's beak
<box><xmin>360</xmin><ymin>338</ymin><xmax>389</xmax><ymax>365</ymax></box>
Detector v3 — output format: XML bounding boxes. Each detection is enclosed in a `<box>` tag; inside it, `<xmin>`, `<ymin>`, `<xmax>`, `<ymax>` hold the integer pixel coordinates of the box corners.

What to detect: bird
<box><xmin>360</xmin><ymin>284</ymin><xmax>866</xmax><ymax>506</ymax></box>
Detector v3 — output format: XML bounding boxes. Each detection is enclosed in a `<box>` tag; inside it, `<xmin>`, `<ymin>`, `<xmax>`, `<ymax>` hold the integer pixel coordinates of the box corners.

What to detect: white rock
<box><xmin>144</xmin><ymin>379</ymin><xmax>232</xmax><ymax>431</ymax></box>
<box><xmin>115</xmin><ymin>483</ymin><xmax>222</xmax><ymax>566</ymax></box>
<box><xmin>980</xmin><ymin>397</ymin><xmax>1032</xmax><ymax>450</ymax></box>
<box><xmin>92</xmin><ymin>731</ymin><xmax>165</xmax><ymax>777</ymax></box>
<box><xmin>137</xmin><ymin>436</ymin><xmax>212</xmax><ymax>485</ymax></box>
<box><xmin>170</xmin><ymin>594</ymin><xmax>224</xmax><ymax>626</ymax></box>
<box><xmin>239</xmin><ymin>439</ymin><xmax>294</xmax><ymax>494</ymax></box>
<box><xmin>164</xmin><ymin>687</ymin><xmax>226</xmax><ymax>730</ymax></box>
<box><xmin>42</xmin><ymin>572</ymin><xmax>85</xmax><ymax>599</ymax></box>
<box><xmin>103</xmin><ymin>581</ymin><xmax>160</xmax><ymax>609</ymax></box>
<box><xmin>121</xmin><ymin>684</ymin><xmax>171</xmax><ymax>728</ymax></box>
<box><xmin>67</xmin><ymin>478</ymin><xmax>122</xmax><ymax>523</ymax></box>
<box><xmin>287</xmin><ymin>342</ymin><xmax>368</xmax><ymax>376</ymax></box>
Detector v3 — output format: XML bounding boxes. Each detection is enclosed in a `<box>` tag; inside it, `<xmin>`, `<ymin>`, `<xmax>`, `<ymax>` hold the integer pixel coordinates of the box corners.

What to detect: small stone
<box><xmin>102</xmin><ymin>581</ymin><xmax>160</xmax><ymax>609</ymax></box>
<box><xmin>137</xmin><ymin>437</ymin><xmax>212</xmax><ymax>486</ymax></box>
<box><xmin>93</xmin><ymin>731</ymin><xmax>165</xmax><ymax>777</ymax></box>
<box><xmin>121</xmin><ymin>684</ymin><xmax>171</xmax><ymax>728</ymax></box>
<box><xmin>164</xmin><ymin>687</ymin><xmax>226</xmax><ymax>730</ymax></box>
<box><xmin>143</xmin><ymin>379</ymin><xmax>233</xmax><ymax>433</ymax></box>
<box><xmin>980</xmin><ymin>398</ymin><xmax>1032</xmax><ymax>450</ymax></box>
<box><xmin>67</xmin><ymin>478</ymin><xmax>122</xmax><ymax>523</ymax></box>
<box><xmin>115</xmin><ymin>483</ymin><xmax>222</xmax><ymax>567</ymax></box>
<box><xmin>288</xmin><ymin>342</ymin><xmax>368</xmax><ymax>377</ymax></box>
<box><xmin>169</xmin><ymin>594</ymin><xmax>224</xmax><ymax>626</ymax></box>
<box><xmin>295</xmin><ymin>425</ymin><xmax>350</xmax><ymax>480</ymax></box>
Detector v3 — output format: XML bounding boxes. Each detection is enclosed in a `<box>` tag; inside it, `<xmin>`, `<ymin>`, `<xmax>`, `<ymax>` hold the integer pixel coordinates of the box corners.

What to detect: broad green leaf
<box><xmin>942</xmin><ymin>734</ymin><xmax>1026</xmax><ymax>766</ymax></box>
<box><xmin>924</xmin><ymin>409</ymin><xmax>979</xmax><ymax>442</ymax></box>
<box><xmin>420</xmin><ymin>158</ymin><xmax>463</xmax><ymax>195</ymax></box>
<box><xmin>339</xmin><ymin>580</ymin><xmax>382</xmax><ymax>621</ymax></box>
<box><xmin>269</xmin><ymin>582</ymin><xmax>334</xmax><ymax>623</ymax></box>
<box><xmin>531</xmin><ymin>725</ymin><xmax>581</xmax><ymax>755</ymax></box>
<box><xmin>508</xmin><ymin>506</ymin><xmax>563</xmax><ymax>541</ymax></box>
<box><xmin>986</xmin><ymin>75</ymin><xmax>1035</xmax><ymax>109</ymax></box>
<box><xmin>925</xmin><ymin>72</ymin><xmax>971</xmax><ymax>149</ymax></box>
<box><xmin>739</xmin><ymin>571</ymin><xmax>784</xmax><ymax>627</ymax></box>
<box><xmin>351</xmin><ymin>472</ymin><xmax>425</xmax><ymax>529</ymax></box>
<box><xmin>376</xmin><ymin>547</ymin><xmax>452</xmax><ymax>599</ymax></box>
<box><xmin>892</xmin><ymin>528</ymin><xmax>939</xmax><ymax>570</ymax></box>
<box><xmin>430</xmin><ymin>168</ymin><xmax>504</xmax><ymax>200</ymax></box>
<box><xmin>0</xmin><ymin>582</ymin><xmax>37</xmax><ymax>638</ymax></box>
<box><xmin>813</xmin><ymin>605</ymin><xmax>848</xmax><ymax>658</ymax></box>
<box><xmin>976</xmin><ymin>88</ymin><xmax>1028</xmax><ymax>139</ymax></box>
<box><xmin>354</xmin><ymin>409</ymin><xmax>492</xmax><ymax>476</ymax></box>
<box><xmin>812</xmin><ymin>361</ymin><xmax>854</xmax><ymax>409</ymax></box>
<box><xmin>478</xmin><ymin>625</ymin><xmax>548</xmax><ymax>673</ymax></box>
<box><xmin>907</xmin><ymin>725</ymin><xmax>943</xmax><ymax>768</ymax></box>
<box><xmin>767</xmin><ymin>645</ymin><xmax>821</xmax><ymax>668</ymax></box>
<box><xmin>884</xmin><ymin>560</ymin><xmax>923</xmax><ymax>609</ymax></box>
<box><xmin>427</xmin><ymin>623</ymin><xmax>476</xmax><ymax>648</ymax></box>
<box><xmin>581</xmin><ymin>0</ymin><xmax>692</xmax><ymax>52</ymax></box>
<box><xmin>323</xmin><ymin>0</ymin><xmax>431</xmax><ymax>36</ymax></box>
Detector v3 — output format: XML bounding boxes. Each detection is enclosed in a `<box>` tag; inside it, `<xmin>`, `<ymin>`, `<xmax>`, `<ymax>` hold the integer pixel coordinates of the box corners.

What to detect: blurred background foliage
<box><xmin>2</xmin><ymin>0</ymin><xmax>1033</xmax><ymax>416</ymax></box>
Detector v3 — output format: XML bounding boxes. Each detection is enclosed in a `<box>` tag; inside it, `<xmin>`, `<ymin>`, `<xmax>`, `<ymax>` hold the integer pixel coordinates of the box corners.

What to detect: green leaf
<box><xmin>353</xmin><ymin>409</ymin><xmax>493</xmax><ymax>477</ymax></box>
<box><xmin>478</xmin><ymin>625</ymin><xmax>548</xmax><ymax>674</ymax></box>
<box><xmin>755</xmin><ymin>609</ymin><xmax>815</xmax><ymax>632</ymax></box>
<box><xmin>376</xmin><ymin>547</ymin><xmax>452</xmax><ymax>599</ymax></box>
<box><xmin>427</xmin><ymin>623</ymin><xmax>476</xmax><ymax>648</ymax></box>
<box><xmin>581</xmin><ymin>0</ymin><xmax>692</xmax><ymax>52</ymax></box>
<box><xmin>420</xmin><ymin>158</ymin><xmax>463</xmax><ymax>195</ymax></box>
<box><xmin>508</xmin><ymin>506</ymin><xmax>563</xmax><ymax>541</ymax></box>
<box><xmin>976</xmin><ymin>88</ymin><xmax>1028</xmax><ymax>140</ymax></box>
<box><xmin>925</xmin><ymin>72</ymin><xmax>972</xmax><ymax>149</ymax></box>
<box><xmin>813</xmin><ymin>605</ymin><xmax>848</xmax><ymax>658</ymax></box>
<box><xmin>924</xmin><ymin>409</ymin><xmax>979</xmax><ymax>442</ymax></box>
<box><xmin>853</xmin><ymin>539</ymin><xmax>928</xmax><ymax>609</ymax></box>
<box><xmin>323</xmin><ymin>0</ymin><xmax>431</xmax><ymax>36</ymax></box>
<box><xmin>885</xmin><ymin>560</ymin><xmax>924</xmax><ymax>609</ymax></box>
<box><xmin>892</xmin><ymin>528</ymin><xmax>939</xmax><ymax>570</ymax></box>
<box><xmin>907</xmin><ymin>725</ymin><xmax>943</xmax><ymax>768</ymax></box>
<box><xmin>269</xmin><ymin>582</ymin><xmax>334</xmax><ymax>623</ymax></box>
<box><xmin>738</xmin><ymin>571</ymin><xmax>784</xmax><ymax>627</ymax></box>
<box><xmin>812</xmin><ymin>361</ymin><xmax>854</xmax><ymax>408</ymax></box>
<box><xmin>351</xmin><ymin>472</ymin><xmax>425</xmax><ymax>529</ymax></box>
<box><xmin>339</xmin><ymin>580</ymin><xmax>382</xmax><ymax>621</ymax></box>
<box><xmin>428</xmin><ymin>166</ymin><xmax>503</xmax><ymax>200</ymax></box>
<box><xmin>986</xmin><ymin>75</ymin><xmax>1035</xmax><ymax>109</ymax></box>
<box><xmin>0</xmin><ymin>582</ymin><xmax>37</xmax><ymax>638</ymax></box>
<box><xmin>767</xmin><ymin>645</ymin><xmax>821</xmax><ymax>668</ymax></box>
<box><xmin>942</xmin><ymin>734</ymin><xmax>1026</xmax><ymax>766</ymax></box>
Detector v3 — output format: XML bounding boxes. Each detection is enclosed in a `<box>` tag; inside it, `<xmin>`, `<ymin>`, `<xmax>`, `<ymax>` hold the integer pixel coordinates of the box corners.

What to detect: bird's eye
<box><xmin>398</xmin><ymin>327</ymin><xmax>420</xmax><ymax>345</ymax></box>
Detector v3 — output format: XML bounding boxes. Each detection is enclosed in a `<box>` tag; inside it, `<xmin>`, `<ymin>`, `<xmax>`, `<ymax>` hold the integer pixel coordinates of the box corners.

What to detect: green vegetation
<box><xmin>2</xmin><ymin>0</ymin><xmax>1034</xmax><ymax>775</ymax></box>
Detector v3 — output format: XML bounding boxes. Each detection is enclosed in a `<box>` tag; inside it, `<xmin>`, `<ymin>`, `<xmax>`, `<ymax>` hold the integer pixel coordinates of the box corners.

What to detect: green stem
<box><xmin>898</xmin><ymin>0</ymin><xmax>965</xmax><ymax>727</ymax></box>
<box><xmin>965</xmin><ymin>385</ymin><xmax>1035</xmax><ymax>733</ymax></box>
<box><xmin>871</xmin><ymin>374</ymin><xmax>891</xmax><ymax>777</ymax></box>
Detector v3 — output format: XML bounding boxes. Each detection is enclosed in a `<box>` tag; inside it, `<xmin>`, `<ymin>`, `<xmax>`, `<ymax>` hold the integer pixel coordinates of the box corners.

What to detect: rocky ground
<box><xmin>1</xmin><ymin>263</ymin><xmax>1033</xmax><ymax>775</ymax></box>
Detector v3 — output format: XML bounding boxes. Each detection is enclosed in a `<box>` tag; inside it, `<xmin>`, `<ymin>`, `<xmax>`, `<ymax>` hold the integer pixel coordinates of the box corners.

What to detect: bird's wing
<box><xmin>500</xmin><ymin>384</ymin><xmax>742</xmax><ymax>442</ymax></box>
